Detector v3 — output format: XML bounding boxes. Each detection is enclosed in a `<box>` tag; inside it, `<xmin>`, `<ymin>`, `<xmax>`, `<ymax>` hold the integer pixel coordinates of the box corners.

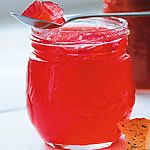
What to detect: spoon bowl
<box><xmin>10</xmin><ymin>11</ymin><xmax>150</xmax><ymax>29</ymax></box>
<box><xmin>10</xmin><ymin>12</ymin><xmax>62</xmax><ymax>29</ymax></box>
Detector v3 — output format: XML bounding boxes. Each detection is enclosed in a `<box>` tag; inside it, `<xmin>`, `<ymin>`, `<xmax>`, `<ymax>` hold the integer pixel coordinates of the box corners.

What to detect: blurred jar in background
<box><xmin>103</xmin><ymin>0</ymin><xmax>150</xmax><ymax>91</ymax></box>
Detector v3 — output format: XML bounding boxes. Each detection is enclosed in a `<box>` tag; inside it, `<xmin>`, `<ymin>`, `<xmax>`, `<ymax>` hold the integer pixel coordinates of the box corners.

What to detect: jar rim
<box><xmin>31</xmin><ymin>17</ymin><xmax>129</xmax><ymax>46</ymax></box>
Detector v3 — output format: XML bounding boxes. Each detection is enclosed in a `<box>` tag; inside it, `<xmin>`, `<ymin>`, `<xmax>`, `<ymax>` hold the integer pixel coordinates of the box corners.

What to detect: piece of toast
<box><xmin>118</xmin><ymin>118</ymin><xmax>150</xmax><ymax>150</ymax></box>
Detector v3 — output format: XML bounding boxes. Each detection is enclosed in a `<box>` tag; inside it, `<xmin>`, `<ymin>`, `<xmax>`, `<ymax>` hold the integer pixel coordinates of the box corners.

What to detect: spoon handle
<box><xmin>66</xmin><ymin>11</ymin><xmax>150</xmax><ymax>22</ymax></box>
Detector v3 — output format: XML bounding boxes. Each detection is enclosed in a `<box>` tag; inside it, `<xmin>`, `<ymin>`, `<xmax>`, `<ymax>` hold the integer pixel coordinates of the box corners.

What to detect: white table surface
<box><xmin>0</xmin><ymin>94</ymin><xmax>150</xmax><ymax>150</ymax></box>
<box><xmin>0</xmin><ymin>16</ymin><xmax>150</xmax><ymax>150</ymax></box>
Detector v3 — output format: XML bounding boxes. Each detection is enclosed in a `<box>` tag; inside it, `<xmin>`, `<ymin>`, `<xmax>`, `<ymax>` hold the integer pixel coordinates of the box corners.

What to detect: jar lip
<box><xmin>57</xmin><ymin>17</ymin><xmax>128</xmax><ymax>32</ymax></box>
<box><xmin>31</xmin><ymin>17</ymin><xmax>129</xmax><ymax>45</ymax></box>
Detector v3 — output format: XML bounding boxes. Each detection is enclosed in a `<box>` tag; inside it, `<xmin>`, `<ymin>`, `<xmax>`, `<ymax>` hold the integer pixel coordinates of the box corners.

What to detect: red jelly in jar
<box><xmin>26</xmin><ymin>17</ymin><xmax>135</xmax><ymax>149</ymax></box>
<box><xmin>103</xmin><ymin>0</ymin><xmax>150</xmax><ymax>91</ymax></box>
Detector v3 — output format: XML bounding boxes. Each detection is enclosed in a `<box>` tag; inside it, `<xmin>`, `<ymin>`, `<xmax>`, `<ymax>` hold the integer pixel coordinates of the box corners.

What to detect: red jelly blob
<box><xmin>22</xmin><ymin>0</ymin><xmax>65</xmax><ymax>24</ymax></box>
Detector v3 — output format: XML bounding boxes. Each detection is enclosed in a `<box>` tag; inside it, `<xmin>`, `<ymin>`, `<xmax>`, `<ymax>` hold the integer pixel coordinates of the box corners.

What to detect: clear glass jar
<box><xmin>26</xmin><ymin>17</ymin><xmax>135</xmax><ymax>149</ymax></box>
<box><xmin>103</xmin><ymin>0</ymin><xmax>150</xmax><ymax>91</ymax></box>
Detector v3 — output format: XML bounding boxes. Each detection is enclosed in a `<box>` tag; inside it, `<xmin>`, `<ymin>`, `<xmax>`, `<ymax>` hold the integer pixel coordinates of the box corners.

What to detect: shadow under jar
<box><xmin>26</xmin><ymin>17</ymin><xmax>135</xmax><ymax>150</ymax></box>
<box><xmin>103</xmin><ymin>0</ymin><xmax>150</xmax><ymax>92</ymax></box>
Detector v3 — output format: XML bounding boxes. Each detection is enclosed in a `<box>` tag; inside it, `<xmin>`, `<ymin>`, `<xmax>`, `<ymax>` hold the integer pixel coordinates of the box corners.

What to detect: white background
<box><xmin>0</xmin><ymin>0</ymin><xmax>102</xmax><ymax>20</ymax></box>
<box><xmin>0</xmin><ymin>0</ymin><xmax>102</xmax><ymax>111</ymax></box>
<box><xmin>1</xmin><ymin>2</ymin><xmax>150</xmax><ymax>150</ymax></box>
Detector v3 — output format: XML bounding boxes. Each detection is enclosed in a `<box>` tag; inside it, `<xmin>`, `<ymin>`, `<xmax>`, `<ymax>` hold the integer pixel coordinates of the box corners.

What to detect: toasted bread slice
<box><xmin>118</xmin><ymin>118</ymin><xmax>150</xmax><ymax>150</ymax></box>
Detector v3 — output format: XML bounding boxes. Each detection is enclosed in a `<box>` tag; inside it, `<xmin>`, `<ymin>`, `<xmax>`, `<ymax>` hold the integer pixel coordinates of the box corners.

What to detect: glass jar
<box><xmin>103</xmin><ymin>0</ymin><xmax>150</xmax><ymax>91</ymax></box>
<box><xmin>26</xmin><ymin>17</ymin><xmax>135</xmax><ymax>149</ymax></box>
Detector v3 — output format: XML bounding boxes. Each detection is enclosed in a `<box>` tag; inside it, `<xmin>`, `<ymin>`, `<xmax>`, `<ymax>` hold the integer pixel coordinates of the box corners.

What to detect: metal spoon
<box><xmin>10</xmin><ymin>11</ymin><xmax>150</xmax><ymax>29</ymax></box>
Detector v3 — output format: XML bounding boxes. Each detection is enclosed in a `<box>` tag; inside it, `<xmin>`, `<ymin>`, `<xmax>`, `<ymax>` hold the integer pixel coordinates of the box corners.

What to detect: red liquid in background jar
<box><xmin>103</xmin><ymin>0</ymin><xmax>150</xmax><ymax>91</ymax></box>
<box><xmin>26</xmin><ymin>18</ymin><xmax>135</xmax><ymax>147</ymax></box>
